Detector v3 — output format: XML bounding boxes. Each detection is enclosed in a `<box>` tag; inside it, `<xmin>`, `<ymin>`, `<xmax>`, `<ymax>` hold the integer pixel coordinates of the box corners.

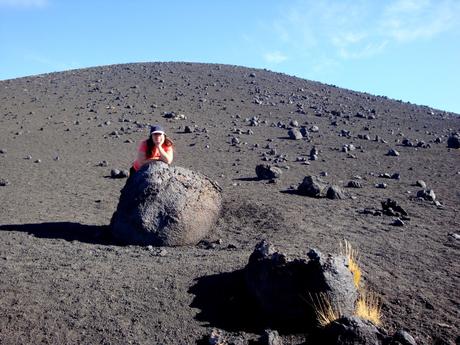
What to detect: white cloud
<box><xmin>263</xmin><ymin>51</ymin><xmax>288</xmax><ymax>64</ymax></box>
<box><xmin>260</xmin><ymin>0</ymin><xmax>460</xmax><ymax>62</ymax></box>
<box><xmin>0</xmin><ymin>0</ymin><xmax>48</xmax><ymax>8</ymax></box>
<box><xmin>338</xmin><ymin>41</ymin><xmax>389</xmax><ymax>59</ymax></box>
<box><xmin>380</xmin><ymin>0</ymin><xmax>460</xmax><ymax>42</ymax></box>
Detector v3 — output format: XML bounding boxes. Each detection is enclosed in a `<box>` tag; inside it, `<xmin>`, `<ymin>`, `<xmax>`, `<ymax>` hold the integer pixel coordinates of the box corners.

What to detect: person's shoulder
<box><xmin>138</xmin><ymin>139</ymin><xmax>148</xmax><ymax>151</ymax></box>
<box><xmin>163</xmin><ymin>143</ymin><xmax>173</xmax><ymax>151</ymax></box>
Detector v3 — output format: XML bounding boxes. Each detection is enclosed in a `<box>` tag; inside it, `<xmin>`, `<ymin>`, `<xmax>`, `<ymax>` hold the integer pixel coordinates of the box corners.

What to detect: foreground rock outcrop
<box><xmin>110</xmin><ymin>161</ymin><xmax>222</xmax><ymax>246</ymax></box>
<box><xmin>319</xmin><ymin>316</ymin><xmax>417</xmax><ymax>345</ymax></box>
<box><xmin>245</xmin><ymin>240</ymin><xmax>358</xmax><ymax>328</ymax></box>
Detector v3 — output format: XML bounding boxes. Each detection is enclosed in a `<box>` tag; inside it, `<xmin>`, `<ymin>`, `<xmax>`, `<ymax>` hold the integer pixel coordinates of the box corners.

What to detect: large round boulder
<box><xmin>110</xmin><ymin>161</ymin><xmax>222</xmax><ymax>246</ymax></box>
<box><xmin>245</xmin><ymin>240</ymin><xmax>358</xmax><ymax>329</ymax></box>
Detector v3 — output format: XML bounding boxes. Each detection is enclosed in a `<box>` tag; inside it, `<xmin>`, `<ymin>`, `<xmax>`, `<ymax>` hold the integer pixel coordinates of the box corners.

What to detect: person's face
<box><xmin>152</xmin><ymin>132</ymin><xmax>164</xmax><ymax>144</ymax></box>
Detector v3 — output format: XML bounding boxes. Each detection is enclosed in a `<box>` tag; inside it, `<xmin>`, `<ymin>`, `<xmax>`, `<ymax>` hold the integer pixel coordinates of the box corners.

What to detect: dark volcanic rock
<box><xmin>245</xmin><ymin>240</ymin><xmax>358</xmax><ymax>328</ymax></box>
<box><xmin>415</xmin><ymin>180</ymin><xmax>426</xmax><ymax>189</ymax></box>
<box><xmin>260</xmin><ymin>329</ymin><xmax>283</xmax><ymax>345</ymax></box>
<box><xmin>320</xmin><ymin>316</ymin><xmax>388</xmax><ymax>345</ymax></box>
<box><xmin>387</xmin><ymin>148</ymin><xmax>400</xmax><ymax>156</ymax></box>
<box><xmin>389</xmin><ymin>329</ymin><xmax>417</xmax><ymax>345</ymax></box>
<box><xmin>287</xmin><ymin>128</ymin><xmax>303</xmax><ymax>140</ymax></box>
<box><xmin>326</xmin><ymin>185</ymin><xmax>346</xmax><ymax>199</ymax></box>
<box><xmin>256</xmin><ymin>164</ymin><xmax>282</xmax><ymax>180</ymax></box>
<box><xmin>184</xmin><ymin>125</ymin><xmax>194</xmax><ymax>133</ymax></box>
<box><xmin>447</xmin><ymin>133</ymin><xmax>460</xmax><ymax>148</ymax></box>
<box><xmin>110</xmin><ymin>161</ymin><xmax>222</xmax><ymax>246</ymax></box>
<box><xmin>297</xmin><ymin>175</ymin><xmax>328</xmax><ymax>197</ymax></box>
<box><xmin>110</xmin><ymin>169</ymin><xmax>128</xmax><ymax>178</ymax></box>
<box><xmin>347</xmin><ymin>180</ymin><xmax>363</xmax><ymax>188</ymax></box>
<box><xmin>381</xmin><ymin>199</ymin><xmax>408</xmax><ymax>217</ymax></box>
<box><xmin>416</xmin><ymin>189</ymin><xmax>436</xmax><ymax>201</ymax></box>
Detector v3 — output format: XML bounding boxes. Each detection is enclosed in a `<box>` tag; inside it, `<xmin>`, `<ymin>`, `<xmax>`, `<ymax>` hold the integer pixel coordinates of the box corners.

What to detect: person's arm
<box><xmin>134</xmin><ymin>141</ymin><xmax>148</xmax><ymax>169</ymax></box>
<box><xmin>152</xmin><ymin>135</ymin><xmax>173</xmax><ymax>164</ymax></box>
<box><xmin>157</xmin><ymin>145</ymin><xmax>173</xmax><ymax>164</ymax></box>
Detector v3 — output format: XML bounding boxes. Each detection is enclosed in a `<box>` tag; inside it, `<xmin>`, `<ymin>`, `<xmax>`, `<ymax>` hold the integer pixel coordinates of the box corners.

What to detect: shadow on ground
<box><xmin>189</xmin><ymin>269</ymin><xmax>266</xmax><ymax>334</ymax></box>
<box><xmin>0</xmin><ymin>222</ymin><xmax>115</xmax><ymax>245</ymax></box>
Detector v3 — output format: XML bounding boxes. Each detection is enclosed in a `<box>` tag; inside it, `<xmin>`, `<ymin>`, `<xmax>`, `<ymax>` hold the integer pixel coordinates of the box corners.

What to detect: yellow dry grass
<box><xmin>310</xmin><ymin>240</ymin><xmax>383</xmax><ymax>328</ymax></box>
<box><xmin>340</xmin><ymin>239</ymin><xmax>362</xmax><ymax>289</ymax></box>
<box><xmin>311</xmin><ymin>292</ymin><xmax>342</xmax><ymax>327</ymax></box>
<box><xmin>355</xmin><ymin>290</ymin><xmax>382</xmax><ymax>325</ymax></box>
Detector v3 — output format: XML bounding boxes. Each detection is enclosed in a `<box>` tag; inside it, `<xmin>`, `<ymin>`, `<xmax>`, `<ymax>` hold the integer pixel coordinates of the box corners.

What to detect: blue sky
<box><xmin>1</xmin><ymin>0</ymin><xmax>459</xmax><ymax>114</ymax></box>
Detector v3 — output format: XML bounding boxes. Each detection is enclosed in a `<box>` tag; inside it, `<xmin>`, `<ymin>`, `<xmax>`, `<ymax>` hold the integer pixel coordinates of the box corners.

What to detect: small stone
<box><xmin>209</xmin><ymin>328</ymin><xmax>226</xmax><ymax>345</ymax></box>
<box><xmin>289</xmin><ymin>120</ymin><xmax>299</xmax><ymax>127</ymax></box>
<box><xmin>111</xmin><ymin>169</ymin><xmax>121</xmax><ymax>178</ymax></box>
<box><xmin>34</xmin><ymin>159</ymin><xmax>41</xmax><ymax>163</ymax></box>
<box><xmin>184</xmin><ymin>125</ymin><xmax>194</xmax><ymax>133</ymax></box>
<box><xmin>326</xmin><ymin>185</ymin><xmax>346</xmax><ymax>200</ymax></box>
<box><xmin>387</xmin><ymin>148</ymin><xmax>400</xmax><ymax>156</ymax></box>
<box><xmin>0</xmin><ymin>149</ymin><xmax>7</xmax><ymax>154</ymax></box>
<box><xmin>347</xmin><ymin>180</ymin><xmax>362</xmax><ymax>188</ymax></box>
<box><xmin>375</xmin><ymin>183</ymin><xmax>387</xmax><ymax>189</ymax></box>
<box><xmin>391</xmin><ymin>173</ymin><xmax>401</xmax><ymax>180</ymax></box>
<box><xmin>392</xmin><ymin>218</ymin><xmax>404</xmax><ymax>226</ymax></box>
<box><xmin>287</xmin><ymin>128</ymin><xmax>303</xmax><ymax>140</ymax></box>
<box><xmin>231</xmin><ymin>137</ymin><xmax>240</xmax><ymax>145</ymax></box>
<box><xmin>261</xmin><ymin>329</ymin><xmax>283</xmax><ymax>345</ymax></box>
<box><xmin>415</xmin><ymin>180</ymin><xmax>426</xmax><ymax>188</ymax></box>
<box><xmin>97</xmin><ymin>160</ymin><xmax>109</xmax><ymax>167</ymax></box>
<box><xmin>0</xmin><ymin>178</ymin><xmax>10</xmax><ymax>186</ymax></box>
<box><xmin>417</xmin><ymin>189</ymin><xmax>436</xmax><ymax>201</ymax></box>
<box><xmin>448</xmin><ymin>233</ymin><xmax>460</xmax><ymax>240</ymax></box>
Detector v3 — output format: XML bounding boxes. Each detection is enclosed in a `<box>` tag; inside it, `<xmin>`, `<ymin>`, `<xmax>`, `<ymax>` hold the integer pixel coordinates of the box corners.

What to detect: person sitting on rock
<box><xmin>129</xmin><ymin>125</ymin><xmax>174</xmax><ymax>177</ymax></box>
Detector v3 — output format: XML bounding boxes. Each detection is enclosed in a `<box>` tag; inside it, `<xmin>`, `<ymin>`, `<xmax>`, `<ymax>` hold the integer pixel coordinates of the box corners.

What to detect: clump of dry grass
<box><xmin>355</xmin><ymin>290</ymin><xmax>382</xmax><ymax>326</ymax></box>
<box><xmin>310</xmin><ymin>292</ymin><xmax>342</xmax><ymax>327</ymax></box>
<box><xmin>340</xmin><ymin>239</ymin><xmax>362</xmax><ymax>289</ymax></box>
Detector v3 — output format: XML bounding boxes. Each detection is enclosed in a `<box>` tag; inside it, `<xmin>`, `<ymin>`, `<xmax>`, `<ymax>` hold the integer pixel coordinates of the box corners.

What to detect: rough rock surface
<box><xmin>297</xmin><ymin>175</ymin><xmax>329</xmax><ymax>197</ymax></box>
<box><xmin>110</xmin><ymin>161</ymin><xmax>222</xmax><ymax>246</ymax></box>
<box><xmin>255</xmin><ymin>164</ymin><xmax>282</xmax><ymax>180</ymax></box>
<box><xmin>327</xmin><ymin>185</ymin><xmax>346</xmax><ymax>200</ymax></box>
<box><xmin>320</xmin><ymin>316</ymin><xmax>388</xmax><ymax>345</ymax></box>
<box><xmin>287</xmin><ymin>128</ymin><xmax>303</xmax><ymax>140</ymax></box>
<box><xmin>245</xmin><ymin>240</ymin><xmax>358</xmax><ymax>328</ymax></box>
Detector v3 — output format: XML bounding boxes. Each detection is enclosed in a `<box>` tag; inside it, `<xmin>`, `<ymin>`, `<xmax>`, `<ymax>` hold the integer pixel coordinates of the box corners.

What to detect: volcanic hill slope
<box><xmin>0</xmin><ymin>62</ymin><xmax>459</xmax><ymax>344</ymax></box>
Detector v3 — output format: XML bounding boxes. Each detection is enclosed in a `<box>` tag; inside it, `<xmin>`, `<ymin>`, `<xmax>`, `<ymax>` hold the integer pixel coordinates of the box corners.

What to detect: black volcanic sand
<box><xmin>0</xmin><ymin>62</ymin><xmax>459</xmax><ymax>344</ymax></box>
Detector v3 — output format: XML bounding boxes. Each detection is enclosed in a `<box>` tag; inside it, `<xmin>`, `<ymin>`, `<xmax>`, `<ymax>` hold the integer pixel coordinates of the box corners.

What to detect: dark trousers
<box><xmin>126</xmin><ymin>166</ymin><xmax>137</xmax><ymax>184</ymax></box>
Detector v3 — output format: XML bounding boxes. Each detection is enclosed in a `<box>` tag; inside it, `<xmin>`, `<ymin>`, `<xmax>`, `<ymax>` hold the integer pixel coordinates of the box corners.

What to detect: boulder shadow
<box><xmin>233</xmin><ymin>177</ymin><xmax>260</xmax><ymax>182</ymax></box>
<box><xmin>0</xmin><ymin>222</ymin><xmax>115</xmax><ymax>245</ymax></box>
<box><xmin>279</xmin><ymin>189</ymin><xmax>300</xmax><ymax>195</ymax></box>
<box><xmin>189</xmin><ymin>269</ymin><xmax>266</xmax><ymax>333</ymax></box>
